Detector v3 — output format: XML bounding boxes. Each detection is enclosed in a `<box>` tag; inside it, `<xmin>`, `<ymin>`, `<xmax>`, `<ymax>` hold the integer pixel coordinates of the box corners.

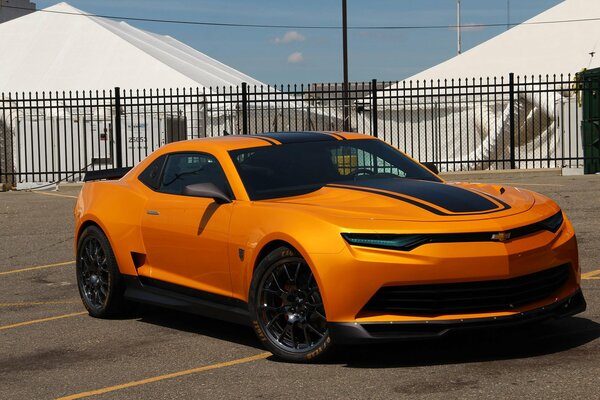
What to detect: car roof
<box><xmin>159</xmin><ymin>131</ymin><xmax>374</xmax><ymax>153</ymax></box>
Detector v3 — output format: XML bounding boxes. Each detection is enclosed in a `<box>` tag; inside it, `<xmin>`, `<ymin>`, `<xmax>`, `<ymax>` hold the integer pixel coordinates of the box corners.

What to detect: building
<box><xmin>0</xmin><ymin>0</ymin><xmax>35</xmax><ymax>24</ymax></box>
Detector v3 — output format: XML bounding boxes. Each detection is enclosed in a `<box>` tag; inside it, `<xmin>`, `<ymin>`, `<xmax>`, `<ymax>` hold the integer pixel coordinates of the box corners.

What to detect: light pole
<box><xmin>342</xmin><ymin>0</ymin><xmax>350</xmax><ymax>132</ymax></box>
<box><xmin>507</xmin><ymin>0</ymin><xmax>510</xmax><ymax>31</ymax></box>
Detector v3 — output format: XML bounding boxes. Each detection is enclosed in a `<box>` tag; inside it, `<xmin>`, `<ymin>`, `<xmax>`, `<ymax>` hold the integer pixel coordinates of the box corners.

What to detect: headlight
<box><xmin>341</xmin><ymin>233</ymin><xmax>431</xmax><ymax>251</ymax></box>
<box><xmin>342</xmin><ymin>211</ymin><xmax>564</xmax><ymax>251</ymax></box>
<box><xmin>536</xmin><ymin>211</ymin><xmax>564</xmax><ymax>233</ymax></box>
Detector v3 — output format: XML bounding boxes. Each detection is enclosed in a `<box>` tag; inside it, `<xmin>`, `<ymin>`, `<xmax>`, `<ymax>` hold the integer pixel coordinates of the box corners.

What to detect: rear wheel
<box><xmin>249</xmin><ymin>246</ymin><xmax>332</xmax><ymax>362</ymax></box>
<box><xmin>76</xmin><ymin>225</ymin><xmax>129</xmax><ymax>318</ymax></box>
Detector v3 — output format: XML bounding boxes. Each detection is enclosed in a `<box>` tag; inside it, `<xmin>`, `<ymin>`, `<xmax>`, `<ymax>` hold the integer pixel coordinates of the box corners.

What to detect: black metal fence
<box><xmin>0</xmin><ymin>73</ymin><xmax>596</xmax><ymax>184</ymax></box>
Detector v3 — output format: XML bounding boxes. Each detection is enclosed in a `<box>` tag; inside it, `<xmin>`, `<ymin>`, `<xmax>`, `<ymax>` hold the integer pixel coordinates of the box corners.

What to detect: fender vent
<box><xmin>131</xmin><ymin>252</ymin><xmax>146</xmax><ymax>270</ymax></box>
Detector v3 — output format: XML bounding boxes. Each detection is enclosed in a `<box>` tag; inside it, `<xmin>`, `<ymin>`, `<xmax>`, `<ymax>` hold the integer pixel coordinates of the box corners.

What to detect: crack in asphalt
<box><xmin>1</xmin><ymin>235</ymin><xmax>74</xmax><ymax>263</ymax></box>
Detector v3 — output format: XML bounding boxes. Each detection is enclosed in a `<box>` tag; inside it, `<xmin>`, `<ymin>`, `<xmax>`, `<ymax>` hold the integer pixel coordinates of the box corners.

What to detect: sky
<box><xmin>33</xmin><ymin>0</ymin><xmax>565</xmax><ymax>85</ymax></box>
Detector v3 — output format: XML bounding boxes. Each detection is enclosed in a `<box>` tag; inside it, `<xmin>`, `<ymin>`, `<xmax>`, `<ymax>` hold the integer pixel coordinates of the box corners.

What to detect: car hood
<box><xmin>265</xmin><ymin>178</ymin><xmax>536</xmax><ymax>222</ymax></box>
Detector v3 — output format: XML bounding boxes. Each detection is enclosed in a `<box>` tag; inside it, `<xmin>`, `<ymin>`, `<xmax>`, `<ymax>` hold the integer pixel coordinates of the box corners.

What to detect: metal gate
<box><xmin>582</xmin><ymin>68</ymin><xmax>600</xmax><ymax>174</ymax></box>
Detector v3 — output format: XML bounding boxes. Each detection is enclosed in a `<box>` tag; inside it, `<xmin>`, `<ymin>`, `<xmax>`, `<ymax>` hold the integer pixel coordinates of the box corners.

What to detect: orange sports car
<box><xmin>74</xmin><ymin>131</ymin><xmax>585</xmax><ymax>362</ymax></box>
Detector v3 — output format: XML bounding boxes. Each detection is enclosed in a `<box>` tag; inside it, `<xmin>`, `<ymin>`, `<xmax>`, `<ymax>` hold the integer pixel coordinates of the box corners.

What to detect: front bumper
<box><xmin>311</xmin><ymin>215</ymin><xmax>580</xmax><ymax>322</ymax></box>
<box><xmin>329</xmin><ymin>289</ymin><xmax>586</xmax><ymax>344</ymax></box>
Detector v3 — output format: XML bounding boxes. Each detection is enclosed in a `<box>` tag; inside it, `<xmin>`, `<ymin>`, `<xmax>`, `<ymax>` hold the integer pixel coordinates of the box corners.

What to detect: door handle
<box><xmin>146</xmin><ymin>210</ymin><xmax>160</xmax><ymax>215</ymax></box>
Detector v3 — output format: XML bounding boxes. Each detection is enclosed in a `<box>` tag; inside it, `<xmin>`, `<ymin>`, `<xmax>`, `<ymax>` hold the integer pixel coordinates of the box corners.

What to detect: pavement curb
<box><xmin>440</xmin><ymin>168</ymin><xmax>562</xmax><ymax>181</ymax></box>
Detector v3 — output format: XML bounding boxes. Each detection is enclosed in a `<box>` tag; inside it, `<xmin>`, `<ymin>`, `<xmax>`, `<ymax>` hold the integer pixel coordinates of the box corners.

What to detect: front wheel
<box><xmin>249</xmin><ymin>246</ymin><xmax>332</xmax><ymax>362</ymax></box>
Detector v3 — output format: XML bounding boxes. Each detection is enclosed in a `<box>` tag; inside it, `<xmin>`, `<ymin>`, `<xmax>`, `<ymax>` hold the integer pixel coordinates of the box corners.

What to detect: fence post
<box><xmin>114</xmin><ymin>87</ymin><xmax>123</xmax><ymax>168</ymax></box>
<box><xmin>371</xmin><ymin>79</ymin><xmax>378</xmax><ymax>138</ymax></box>
<box><xmin>241</xmin><ymin>82</ymin><xmax>248</xmax><ymax>135</ymax></box>
<box><xmin>0</xmin><ymin>93</ymin><xmax>4</xmax><ymax>186</ymax></box>
<box><xmin>508</xmin><ymin>72</ymin><xmax>516</xmax><ymax>169</ymax></box>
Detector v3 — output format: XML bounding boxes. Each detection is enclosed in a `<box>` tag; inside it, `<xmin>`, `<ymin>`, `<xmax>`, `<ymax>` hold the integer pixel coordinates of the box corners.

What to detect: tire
<box><xmin>76</xmin><ymin>225</ymin><xmax>129</xmax><ymax>318</ymax></box>
<box><xmin>249</xmin><ymin>246</ymin><xmax>332</xmax><ymax>362</ymax></box>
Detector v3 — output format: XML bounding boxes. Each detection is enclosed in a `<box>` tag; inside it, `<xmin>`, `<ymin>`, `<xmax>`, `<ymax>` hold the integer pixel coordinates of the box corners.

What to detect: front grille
<box><xmin>362</xmin><ymin>264</ymin><xmax>570</xmax><ymax>316</ymax></box>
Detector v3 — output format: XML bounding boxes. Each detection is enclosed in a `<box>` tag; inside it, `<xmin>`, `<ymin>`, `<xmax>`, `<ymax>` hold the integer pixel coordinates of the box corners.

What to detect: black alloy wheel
<box><xmin>76</xmin><ymin>225</ymin><xmax>128</xmax><ymax>317</ymax></box>
<box><xmin>250</xmin><ymin>246</ymin><xmax>332</xmax><ymax>362</ymax></box>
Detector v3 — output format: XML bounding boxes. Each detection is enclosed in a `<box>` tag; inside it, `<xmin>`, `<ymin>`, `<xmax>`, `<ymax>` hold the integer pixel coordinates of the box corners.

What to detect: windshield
<box><xmin>229</xmin><ymin>139</ymin><xmax>441</xmax><ymax>200</ymax></box>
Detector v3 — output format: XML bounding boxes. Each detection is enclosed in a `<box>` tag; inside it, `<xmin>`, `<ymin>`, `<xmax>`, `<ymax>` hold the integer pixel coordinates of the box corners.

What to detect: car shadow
<box><xmin>133</xmin><ymin>305</ymin><xmax>263</xmax><ymax>350</ymax></box>
<box><xmin>133</xmin><ymin>305</ymin><xmax>600</xmax><ymax>367</ymax></box>
<box><xmin>326</xmin><ymin>317</ymin><xmax>600</xmax><ymax>368</ymax></box>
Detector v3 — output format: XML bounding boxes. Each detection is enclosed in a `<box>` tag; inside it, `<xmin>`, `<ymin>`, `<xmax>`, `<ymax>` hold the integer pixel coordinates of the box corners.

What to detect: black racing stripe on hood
<box><xmin>467</xmin><ymin>187</ymin><xmax>512</xmax><ymax>210</ymax></box>
<box><xmin>327</xmin><ymin>184</ymin><xmax>446</xmax><ymax>215</ymax></box>
<box><xmin>257</xmin><ymin>131</ymin><xmax>337</xmax><ymax>144</ymax></box>
<box><xmin>329</xmin><ymin>179</ymin><xmax>510</xmax><ymax>214</ymax></box>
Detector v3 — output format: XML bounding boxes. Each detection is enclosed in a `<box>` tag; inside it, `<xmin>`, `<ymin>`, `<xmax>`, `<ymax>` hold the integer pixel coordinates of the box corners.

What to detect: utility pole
<box><xmin>342</xmin><ymin>0</ymin><xmax>350</xmax><ymax>132</ymax></box>
<box><xmin>507</xmin><ymin>0</ymin><xmax>510</xmax><ymax>31</ymax></box>
<box><xmin>457</xmin><ymin>0</ymin><xmax>462</xmax><ymax>55</ymax></box>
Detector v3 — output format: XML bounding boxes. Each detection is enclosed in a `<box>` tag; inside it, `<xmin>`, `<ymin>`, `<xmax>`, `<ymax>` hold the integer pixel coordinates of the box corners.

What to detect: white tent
<box><xmin>358</xmin><ymin>0</ymin><xmax>594</xmax><ymax>171</ymax></box>
<box><xmin>0</xmin><ymin>2</ymin><xmax>266</xmax><ymax>93</ymax></box>
<box><xmin>0</xmin><ymin>3</ymin><xmax>337</xmax><ymax>184</ymax></box>
<box><xmin>402</xmin><ymin>0</ymin><xmax>600</xmax><ymax>83</ymax></box>
<box><xmin>0</xmin><ymin>2</ymin><xmax>273</xmax><ymax>185</ymax></box>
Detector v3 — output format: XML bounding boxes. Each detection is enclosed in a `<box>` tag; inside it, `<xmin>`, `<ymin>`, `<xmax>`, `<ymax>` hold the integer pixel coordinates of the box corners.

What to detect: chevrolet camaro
<box><xmin>74</xmin><ymin>131</ymin><xmax>586</xmax><ymax>362</ymax></box>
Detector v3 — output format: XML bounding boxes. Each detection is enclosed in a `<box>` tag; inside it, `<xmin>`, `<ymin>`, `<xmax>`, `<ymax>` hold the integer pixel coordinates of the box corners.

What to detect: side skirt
<box><xmin>123</xmin><ymin>275</ymin><xmax>251</xmax><ymax>326</ymax></box>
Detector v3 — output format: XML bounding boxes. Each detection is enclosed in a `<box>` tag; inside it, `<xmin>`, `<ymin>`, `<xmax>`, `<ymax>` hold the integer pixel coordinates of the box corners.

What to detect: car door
<box><xmin>138</xmin><ymin>151</ymin><xmax>234</xmax><ymax>298</ymax></box>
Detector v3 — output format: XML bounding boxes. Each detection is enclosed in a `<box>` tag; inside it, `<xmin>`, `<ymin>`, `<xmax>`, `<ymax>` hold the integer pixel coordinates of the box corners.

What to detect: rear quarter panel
<box><xmin>75</xmin><ymin>180</ymin><xmax>147</xmax><ymax>276</ymax></box>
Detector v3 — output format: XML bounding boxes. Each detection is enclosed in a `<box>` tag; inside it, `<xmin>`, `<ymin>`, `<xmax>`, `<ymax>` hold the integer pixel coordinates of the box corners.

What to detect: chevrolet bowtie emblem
<box><xmin>491</xmin><ymin>232</ymin><xmax>511</xmax><ymax>242</ymax></box>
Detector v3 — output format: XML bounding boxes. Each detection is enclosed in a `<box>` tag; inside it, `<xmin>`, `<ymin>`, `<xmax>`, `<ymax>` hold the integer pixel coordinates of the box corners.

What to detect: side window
<box><xmin>158</xmin><ymin>152</ymin><xmax>233</xmax><ymax>197</ymax></box>
<box><xmin>138</xmin><ymin>155</ymin><xmax>166</xmax><ymax>190</ymax></box>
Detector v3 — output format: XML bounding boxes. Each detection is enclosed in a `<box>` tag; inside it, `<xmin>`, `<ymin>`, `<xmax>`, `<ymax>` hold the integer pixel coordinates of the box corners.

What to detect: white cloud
<box><xmin>287</xmin><ymin>52</ymin><xmax>304</xmax><ymax>64</ymax></box>
<box><xmin>274</xmin><ymin>31</ymin><xmax>306</xmax><ymax>44</ymax></box>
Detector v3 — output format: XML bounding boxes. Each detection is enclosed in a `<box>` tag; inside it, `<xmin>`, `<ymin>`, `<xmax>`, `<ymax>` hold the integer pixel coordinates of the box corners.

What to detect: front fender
<box><xmin>228</xmin><ymin>201</ymin><xmax>345</xmax><ymax>305</ymax></box>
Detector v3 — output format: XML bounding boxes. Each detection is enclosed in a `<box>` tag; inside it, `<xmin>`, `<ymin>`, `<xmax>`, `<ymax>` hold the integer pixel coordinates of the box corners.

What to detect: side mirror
<box><xmin>183</xmin><ymin>183</ymin><xmax>232</xmax><ymax>204</ymax></box>
<box><xmin>421</xmin><ymin>162</ymin><xmax>439</xmax><ymax>175</ymax></box>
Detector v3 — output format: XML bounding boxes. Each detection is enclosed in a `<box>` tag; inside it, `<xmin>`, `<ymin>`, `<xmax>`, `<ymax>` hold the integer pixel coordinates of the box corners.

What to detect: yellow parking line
<box><xmin>55</xmin><ymin>352</ymin><xmax>271</xmax><ymax>400</ymax></box>
<box><xmin>581</xmin><ymin>268</ymin><xmax>600</xmax><ymax>279</ymax></box>
<box><xmin>0</xmin><ymin>299</ymin><xmax>80</xmax><ymax>307</ymax></box>
<box><xmin>32</xmin><ymin>191</ymin><xmax>78</xmax><ymax>199</ymax></box>
<box><xmin>0</xmin><ymin>261</ymin><xmax>75</xmax><ymax>276</ymax></box>
<box><xmin>506</xmin><ymin>183</ymin><xmax>564</xmax><ymax>187</ymax></box>
<box><xmin>0</xmin><ymin>311</ymin><xmax>87</xmax><ymax>331</ymax></box>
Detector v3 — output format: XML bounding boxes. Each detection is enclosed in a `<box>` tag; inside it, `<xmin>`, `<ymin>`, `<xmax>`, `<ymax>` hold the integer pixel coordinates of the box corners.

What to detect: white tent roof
<box><xmin>0</xmin><ymin>2</ymin><xmax>266</xmax><ymax>93</ymax></box>
<box><xmin>396</xmin><ymin>0</ymin><xmax>600</xmax><ymax>84</ymax></box>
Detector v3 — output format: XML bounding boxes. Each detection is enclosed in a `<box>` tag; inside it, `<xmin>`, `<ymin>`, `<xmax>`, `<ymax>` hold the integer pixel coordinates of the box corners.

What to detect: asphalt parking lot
<box><xmin>1</xmin><ymin>172</ymin><xmax>599</xmax><ymax>400</ymax></box>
